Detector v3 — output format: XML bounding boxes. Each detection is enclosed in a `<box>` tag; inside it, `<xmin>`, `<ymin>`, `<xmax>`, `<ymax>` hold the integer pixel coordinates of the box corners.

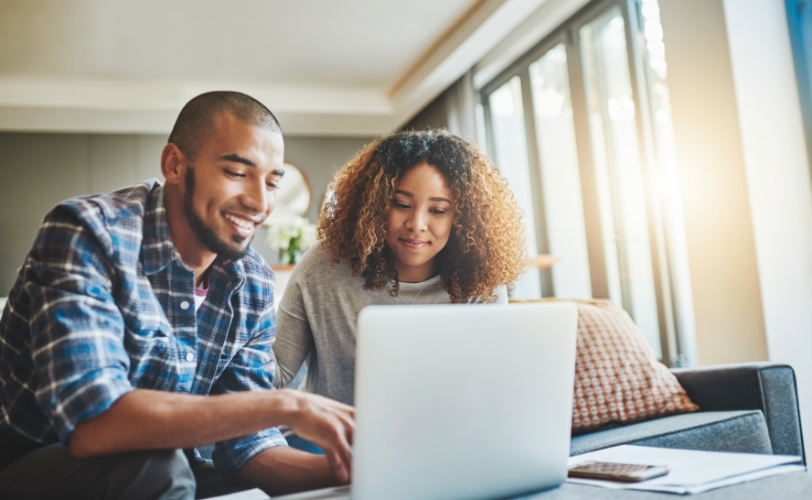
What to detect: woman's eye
<box><xmin>431</xmin><ymin>209</ymin><xmax>447</xmax><ymax>215</ymax></box>
<box><xmin>393</xmin><ymin>201</ymin><xmax>410</xmax><ymax>209</ymax></box>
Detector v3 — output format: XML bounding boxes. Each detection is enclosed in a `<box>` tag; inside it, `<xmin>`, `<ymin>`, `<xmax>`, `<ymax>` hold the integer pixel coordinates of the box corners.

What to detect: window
<box><xmin>529</xmin><ymin>44</ymin><xmax>592</xmax><ymax>300</ymax></box>
<box><xmin>482</xmin><ymin>0</ymin><xmax>688</xmax><ymax>364</ymax></box>
<box><xmin>487</xmin><ymin>76</ymin><xmax>543</xmax><ymax>298</ymax></box>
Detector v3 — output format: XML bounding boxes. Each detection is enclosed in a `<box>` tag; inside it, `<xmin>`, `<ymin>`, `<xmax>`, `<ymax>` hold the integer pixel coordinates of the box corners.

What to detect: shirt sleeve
<box><xmin>494</xmin><ymin>284</ymin><xmax>509</xmax><ymax>304</ymax></box>
<box><xmin>25</xmin><ymin>208</ymin><xmax>133</xmax><ymax>443</ymax></box>
<box><xmin>210</xmin><ymin>300</ymin><xmax>288</xmax><ymax>476</ymax></box>
<box><xmin>273</xmin><ymin>273</ymin><xmax>316</xmax><ymax>389</ymax></box>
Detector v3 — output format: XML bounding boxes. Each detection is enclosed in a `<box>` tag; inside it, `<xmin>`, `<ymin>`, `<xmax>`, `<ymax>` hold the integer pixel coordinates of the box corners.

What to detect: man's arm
<box><xmin>69</xmin><ymin>387</ymin><xmax>354</xmax><ymax>489</ymax></box>
<box><xmin>23</xmin><ymin>204</ymin><xmax>352</xmax><ymax>494</ymax></box>
<box><xmin>238</xmin><ymin>447</ymin><xmax>340</xmax><ymax>496</ymax></box>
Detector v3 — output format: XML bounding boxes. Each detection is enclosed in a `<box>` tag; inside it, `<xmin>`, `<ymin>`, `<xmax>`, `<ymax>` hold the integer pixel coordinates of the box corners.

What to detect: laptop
<box><xmin>277</xmin><ymin>302</ymin><xmax>579</xmax><ymax>500</ymax></box>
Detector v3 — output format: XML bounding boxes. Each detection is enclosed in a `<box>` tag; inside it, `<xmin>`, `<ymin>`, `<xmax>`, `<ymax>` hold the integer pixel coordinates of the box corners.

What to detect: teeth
<box><xmin>225</xmin><ymin>214</ymin><xmax>254</xmax><ymax>230</ymax></box>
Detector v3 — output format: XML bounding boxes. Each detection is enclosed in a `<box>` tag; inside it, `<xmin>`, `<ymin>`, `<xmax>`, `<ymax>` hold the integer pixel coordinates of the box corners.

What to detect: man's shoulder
<box><xmin>42</xmin><ymin>179</ymin><xmax>161</xmax><ymax>256</ymax></box>
<box><xmin>233</xmin><ymin>247</ymin><xmax>276</xmax><ymax>311</ymax></box>
<box><xmin>241</xmin><ymin>246</ymin><xmax>275</xmax><ymax>283</ymax></box>
<box><xmin>56</xmin><ymin>180</ymin><xmax>158</xmax><ymax>223</ymax></box>
<box><xmin>47</xmin><ymin>180</ymin><xmax>159</xmax><ymax>235</ymax></box>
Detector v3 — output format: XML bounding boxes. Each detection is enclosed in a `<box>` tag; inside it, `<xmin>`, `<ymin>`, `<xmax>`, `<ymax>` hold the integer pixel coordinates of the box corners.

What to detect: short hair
<box><xmin>168</xmin><ymin>91</ymin><xmax>281</xmax><ymax>159</ymax></box>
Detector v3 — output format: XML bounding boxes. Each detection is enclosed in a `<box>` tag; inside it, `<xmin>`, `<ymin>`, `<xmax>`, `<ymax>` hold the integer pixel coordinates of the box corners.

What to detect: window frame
<box><xmin>481</xmin><ymin>0</ymin><xmax>680</xmax><ymax>365</ymax></box>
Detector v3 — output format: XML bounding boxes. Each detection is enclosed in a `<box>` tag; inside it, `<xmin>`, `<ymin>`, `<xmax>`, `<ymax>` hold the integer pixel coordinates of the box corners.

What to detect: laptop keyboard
<box><xmin>273</xmin><ymin>486</ymin><xmax>351</xmax><ymax>500</ymax></box>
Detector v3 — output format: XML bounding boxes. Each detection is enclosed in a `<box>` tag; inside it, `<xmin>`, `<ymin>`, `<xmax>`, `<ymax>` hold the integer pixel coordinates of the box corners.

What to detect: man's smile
<box><xmin>223</xmin><ymin>211</ymin><xmax>262</xmax><ymax>237</ymax></box>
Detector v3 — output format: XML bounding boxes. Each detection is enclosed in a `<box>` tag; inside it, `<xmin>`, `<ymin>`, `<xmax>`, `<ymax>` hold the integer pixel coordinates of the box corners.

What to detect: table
<box><xmin>514</xmin><ymin>472</ymin><xmax>812</xmax><ymax>499</ymax></box>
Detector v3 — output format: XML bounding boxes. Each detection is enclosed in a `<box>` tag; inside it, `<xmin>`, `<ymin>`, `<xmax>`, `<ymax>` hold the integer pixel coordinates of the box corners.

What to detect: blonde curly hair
<box><xmin>318</xmin><ymin>130</ymin><xmax>527</xmax><ymax>302</ymax></box>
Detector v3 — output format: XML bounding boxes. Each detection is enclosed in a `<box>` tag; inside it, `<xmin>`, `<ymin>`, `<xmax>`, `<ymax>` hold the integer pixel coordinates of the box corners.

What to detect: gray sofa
<box><xmin>570</xmin><ymin>362</ymin><xmax>806</xmax><ymax>463</ymax></box>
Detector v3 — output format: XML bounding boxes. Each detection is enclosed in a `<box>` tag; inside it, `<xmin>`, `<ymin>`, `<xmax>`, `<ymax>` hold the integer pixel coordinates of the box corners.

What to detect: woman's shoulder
<box><xmin>467</xmin><ymin>284</ymin><xmax>509</xmax><ymax>304</ymax></box>
<box><xmin>295</xmin><ymin>243</ymin><xmax>331</xmax><ymax>268</ymax></box>
<box><xmin>290</xmin><ymin>243</ymin><xmax>355</xmax><ymax>284</ymax></box>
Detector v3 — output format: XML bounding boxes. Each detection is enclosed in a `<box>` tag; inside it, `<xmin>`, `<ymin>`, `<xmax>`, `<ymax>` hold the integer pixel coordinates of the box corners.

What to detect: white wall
<box><xmin>723</xmin><ymin>0</ymin><xmax>812</xmax><ymax>456</ymax></box>
<box><xmin>0</xmin><ymin>132</ymin><xmax>374</xmax><ymax>294</ymax></box>
<box><xmin>659</xmin><ymin>0</ymin><xmax>769</xmax><ymax>366</ymax></box>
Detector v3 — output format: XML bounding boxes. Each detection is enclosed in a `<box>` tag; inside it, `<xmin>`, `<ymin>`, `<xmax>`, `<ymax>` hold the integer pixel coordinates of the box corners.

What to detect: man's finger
<box><xmin>322</xmin><ymin>397</ymin><xmax>355</xmax><ymax>416</ymax></box>
<box><xmin>329</xmin><ymin>430</ymin><xmax>353</xmax><ymax>480</ymax></box>
<box><xmin>325</xmin><ymin>448</ymin><xmax>350</xmax><ymax>484</ymax></box>
<box><xmin>339</xmin><ymin>413</ymin><xmax>355</xmax><ymax>445</ymax></box>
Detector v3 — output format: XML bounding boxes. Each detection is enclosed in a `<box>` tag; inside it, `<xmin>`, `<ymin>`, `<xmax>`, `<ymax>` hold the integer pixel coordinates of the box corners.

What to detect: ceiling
<box><xmin>0</xmin><ymin>0</ymin><xmax>583</xmax><ymax>136</ymax></box>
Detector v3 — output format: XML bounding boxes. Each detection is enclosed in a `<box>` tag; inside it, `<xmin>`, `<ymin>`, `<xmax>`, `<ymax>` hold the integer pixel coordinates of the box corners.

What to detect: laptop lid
<box><xmin>352</xmin><ymin>302</ymin><xmax>578</xmax><ymax>500</ymax></box>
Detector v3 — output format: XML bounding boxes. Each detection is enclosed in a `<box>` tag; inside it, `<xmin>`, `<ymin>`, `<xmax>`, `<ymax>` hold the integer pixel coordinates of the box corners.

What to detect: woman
<box><xmin>273</xmin><ymin>130</ymin><xmax>526</xmax><ymax>407</ymax></box>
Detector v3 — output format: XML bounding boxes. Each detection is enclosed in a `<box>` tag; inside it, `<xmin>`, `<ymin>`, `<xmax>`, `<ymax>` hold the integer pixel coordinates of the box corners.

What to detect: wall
<box><xmin>252</xmin><ymin>135</ymin><xmax>376</xmax><ymax>262</ymax></box>
<box><xmin>402</xmin><ymin>71</ymin><xmax>479</xmax><ymax>144</ymax></box>
<box><xmin>658</xmin><ymin>0</ymin><xmax>769</xmax><ymax>366</ymax></box>
<box><xmin>0</xmin><ymin>132</ymin><xmax>374</xmax><ymax>294</ymax></box>
<box><xmin>722</xmin><ymin>0</ymin><xmax>812</xmax><ymax>455</ymax></box>
<box><xmin>660</xmin><ymin>0</ymin><xmax>812</xmax><ymax>453</ymax></box>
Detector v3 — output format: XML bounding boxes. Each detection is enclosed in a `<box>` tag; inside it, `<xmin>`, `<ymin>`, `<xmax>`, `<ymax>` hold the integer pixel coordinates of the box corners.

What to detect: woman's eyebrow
<box><xmin>395</xmin><ymin>190</ymin><xmax>451</xmax><ymax>203</ymax></box>
<box><xmin>429</xmin><ymin>197</ymin><xmax>452</xmax><ymax>203</ymax></box>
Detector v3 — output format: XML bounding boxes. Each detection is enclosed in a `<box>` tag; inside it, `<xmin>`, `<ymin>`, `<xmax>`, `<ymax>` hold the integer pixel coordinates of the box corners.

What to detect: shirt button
<box><xmin>186</xmin><ymin>352</ymin><xmax>194</xmax><ymax>362</ymax></box>
<box><xmin>180</xmin><ymin>301</ymin><xmax>190</xmax><ymax>310</ymax></box>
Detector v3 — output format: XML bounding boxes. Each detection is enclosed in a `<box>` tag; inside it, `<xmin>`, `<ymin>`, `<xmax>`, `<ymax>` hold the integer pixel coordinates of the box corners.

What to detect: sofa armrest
<box><xmin>671</xmin><ymin>362</ymin><xmax>805</xmax><ymax>461</ymax></box>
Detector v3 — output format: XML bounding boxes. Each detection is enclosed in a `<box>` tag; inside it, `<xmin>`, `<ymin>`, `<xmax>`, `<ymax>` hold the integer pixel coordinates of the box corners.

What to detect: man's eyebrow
<box><xmin>272</xmin><ymin>169</ymin><xmax>285</xmax><ymax>176</ymax></box>
<box><xmin>221</xmin><ymin>154</ymin><xmax>256</xmax><ymax>167</ymax></box>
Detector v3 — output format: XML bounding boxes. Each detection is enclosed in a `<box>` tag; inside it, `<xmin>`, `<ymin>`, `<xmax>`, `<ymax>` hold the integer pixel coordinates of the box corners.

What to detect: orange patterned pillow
<box><xmin>571</xmin><ymin>300</ymin><xmax>699</xmax><ymax>432</ymax></box>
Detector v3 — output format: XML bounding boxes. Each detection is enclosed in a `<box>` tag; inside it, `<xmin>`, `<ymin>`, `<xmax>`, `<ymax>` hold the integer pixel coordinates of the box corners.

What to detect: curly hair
<box><xmin>319</xmin><ymin>129</ymin><xmax>527</xmax><ymax>302</ymax></box>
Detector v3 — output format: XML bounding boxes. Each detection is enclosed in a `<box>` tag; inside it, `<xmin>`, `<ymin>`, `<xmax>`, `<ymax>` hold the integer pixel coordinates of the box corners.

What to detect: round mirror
<box><xmin>271</xmin><ymin>161</ymin><xmax>312</xmax><ymax>218</ymax></box>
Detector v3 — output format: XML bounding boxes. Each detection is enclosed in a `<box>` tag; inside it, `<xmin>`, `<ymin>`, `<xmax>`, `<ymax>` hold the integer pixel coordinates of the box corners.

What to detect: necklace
<box><xmin>392</xmin><ymin>282</ymin><xmax>429</xmax><ymax>305</ymax></box>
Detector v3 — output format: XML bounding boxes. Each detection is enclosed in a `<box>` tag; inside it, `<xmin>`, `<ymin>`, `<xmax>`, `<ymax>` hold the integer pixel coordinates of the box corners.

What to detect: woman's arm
<box><xmin>274</xmin><ymin>279</ymin><xmax>316</xmax><ymax>388</ymax></box>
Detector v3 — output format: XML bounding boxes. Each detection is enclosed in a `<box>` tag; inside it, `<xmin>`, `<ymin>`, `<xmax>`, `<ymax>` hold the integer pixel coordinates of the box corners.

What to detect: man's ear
<box><xmin>161</xmin><ymin>143</ymin><xmax>187</xmax><ymax>185</ymax></box>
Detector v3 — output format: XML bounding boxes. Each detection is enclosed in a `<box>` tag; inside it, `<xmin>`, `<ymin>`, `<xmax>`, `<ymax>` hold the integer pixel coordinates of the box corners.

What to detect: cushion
<box><xmin>570</xmin><ymin>300</ymin><xmax>699</xmax><ymax>432</ymax></box>
<box><xmin>570</xmin><ymin>410</ymin><xmax>772</xmax><ymax>456</ymax></box>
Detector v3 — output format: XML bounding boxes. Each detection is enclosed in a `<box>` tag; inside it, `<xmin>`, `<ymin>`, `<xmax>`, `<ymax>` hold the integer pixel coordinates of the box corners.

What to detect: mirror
<box><xmin>270</xmin><ymin>161</ymin><xmax>312</xmax><ymax>218</ymax></box>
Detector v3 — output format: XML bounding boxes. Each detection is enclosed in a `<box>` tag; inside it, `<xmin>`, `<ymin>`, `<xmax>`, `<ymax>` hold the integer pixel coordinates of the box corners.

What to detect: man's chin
<box><xmin>219</xmin><ymin>235</ymin><xmax>253</xmax><ymax>259</ymax></box>
<box><xmin>196</xmin><ymin>229</ymin><xmax>253</xmax><ymax>261</ymax></box>
<box><xmin>230</xmin><ymin>234</ymin><xmax>255</xmax><ymax>249</ymax></box>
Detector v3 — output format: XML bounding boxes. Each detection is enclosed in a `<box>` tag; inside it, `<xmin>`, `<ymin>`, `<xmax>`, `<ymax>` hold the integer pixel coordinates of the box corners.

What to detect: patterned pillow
<box><xmin>570</xmin><ymin>300</ymin><xmax>699</xmax><ymax>433</ymax></box>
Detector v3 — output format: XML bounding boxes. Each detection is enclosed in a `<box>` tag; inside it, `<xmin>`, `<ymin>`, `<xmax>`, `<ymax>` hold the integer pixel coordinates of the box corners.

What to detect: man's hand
<box><xmin>275</xmin><ymin>389</ymin><xmax>355</xmax><ymax>484</ymax></box>
<box><xmin>68</xmin><ymin>388</ymin><xmax>355</xmax><ymax>493</ymax></box>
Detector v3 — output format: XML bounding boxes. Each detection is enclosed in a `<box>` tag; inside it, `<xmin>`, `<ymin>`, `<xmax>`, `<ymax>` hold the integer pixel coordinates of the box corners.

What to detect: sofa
<box><xmin>569</xmin><ymin>362</ymin><xmax>806</xmax><ymax>463</ymax></box>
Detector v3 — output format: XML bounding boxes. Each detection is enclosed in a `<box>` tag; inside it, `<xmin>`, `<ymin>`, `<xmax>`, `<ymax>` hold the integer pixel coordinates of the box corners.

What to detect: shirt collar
<box><xmin>141</xmin><ymin>183</ymin><xmax>177</xmax><ymax>276</ymax></box>
<box><xmin>140</xmin><ymin>183</ymin><xmax>246</xmax><ymax>291</ymax></box>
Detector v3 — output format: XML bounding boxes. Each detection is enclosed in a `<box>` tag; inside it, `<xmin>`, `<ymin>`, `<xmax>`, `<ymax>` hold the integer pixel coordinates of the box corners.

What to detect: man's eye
<box><xmin>225</xmin><ymin>170</ymin><xmax>246</xmax><ymax>178</ymax></box>
<box><xmin>266</xmin><ymin>182</ymin><xmax>279</xmax><ymax>190</ymax></box>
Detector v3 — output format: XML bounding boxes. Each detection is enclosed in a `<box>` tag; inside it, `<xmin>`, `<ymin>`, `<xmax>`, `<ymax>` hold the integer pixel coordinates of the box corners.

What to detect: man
<box><xmin>0</xmin><ymin>91</ymin><xmax>354</xmax><ymax>499</ymax></box>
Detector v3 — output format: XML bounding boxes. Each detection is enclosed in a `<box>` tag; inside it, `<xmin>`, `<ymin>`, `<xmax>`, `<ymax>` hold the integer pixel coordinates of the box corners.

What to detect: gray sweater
<box><xmin>272</xmin><ymin>244</ymin><xmax>507</xmax><ymax>404</ymax></box>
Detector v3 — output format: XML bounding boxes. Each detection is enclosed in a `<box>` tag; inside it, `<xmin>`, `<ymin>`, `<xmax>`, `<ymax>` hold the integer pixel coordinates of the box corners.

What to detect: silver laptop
<box><xmin>278</xmin><ymin>302</ymin><xmax>578</xmax><ymax>500</ymax></box>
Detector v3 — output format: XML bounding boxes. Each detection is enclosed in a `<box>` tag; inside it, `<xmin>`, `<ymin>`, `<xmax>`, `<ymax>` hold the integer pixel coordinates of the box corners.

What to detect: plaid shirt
<box><xmin>0</xmin><ymin>180</ymin><xmax>287</xmax><ymax>475</ymax></box>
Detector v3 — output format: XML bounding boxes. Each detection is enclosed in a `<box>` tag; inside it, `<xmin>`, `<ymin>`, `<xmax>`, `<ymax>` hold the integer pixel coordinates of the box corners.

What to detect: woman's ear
<box><xmin>161</xmin><ymin>143</ymin><xmax>186</xmax><ymax>185</ymax></box>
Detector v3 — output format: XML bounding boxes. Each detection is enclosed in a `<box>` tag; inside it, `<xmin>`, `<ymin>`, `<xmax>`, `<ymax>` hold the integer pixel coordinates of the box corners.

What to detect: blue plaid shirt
<box><xmin>0</xmin><ymin>180</ymin><xmax>287</xmax><ymax>475</ymax></box>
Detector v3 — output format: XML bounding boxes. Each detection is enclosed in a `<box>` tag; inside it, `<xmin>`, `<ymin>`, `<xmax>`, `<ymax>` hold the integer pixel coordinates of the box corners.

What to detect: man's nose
<box><xmin>242</xmin><ymin>178</ymin><xmax>271</xmax><ymax>214</ymax></box>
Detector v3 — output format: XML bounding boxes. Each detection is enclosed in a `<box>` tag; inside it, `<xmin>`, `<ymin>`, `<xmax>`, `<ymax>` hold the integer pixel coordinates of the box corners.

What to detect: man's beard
<box><xmin>183</xmin><ymin>167</ymin><xmax>252</xmax><ymax>261</ymax></box>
